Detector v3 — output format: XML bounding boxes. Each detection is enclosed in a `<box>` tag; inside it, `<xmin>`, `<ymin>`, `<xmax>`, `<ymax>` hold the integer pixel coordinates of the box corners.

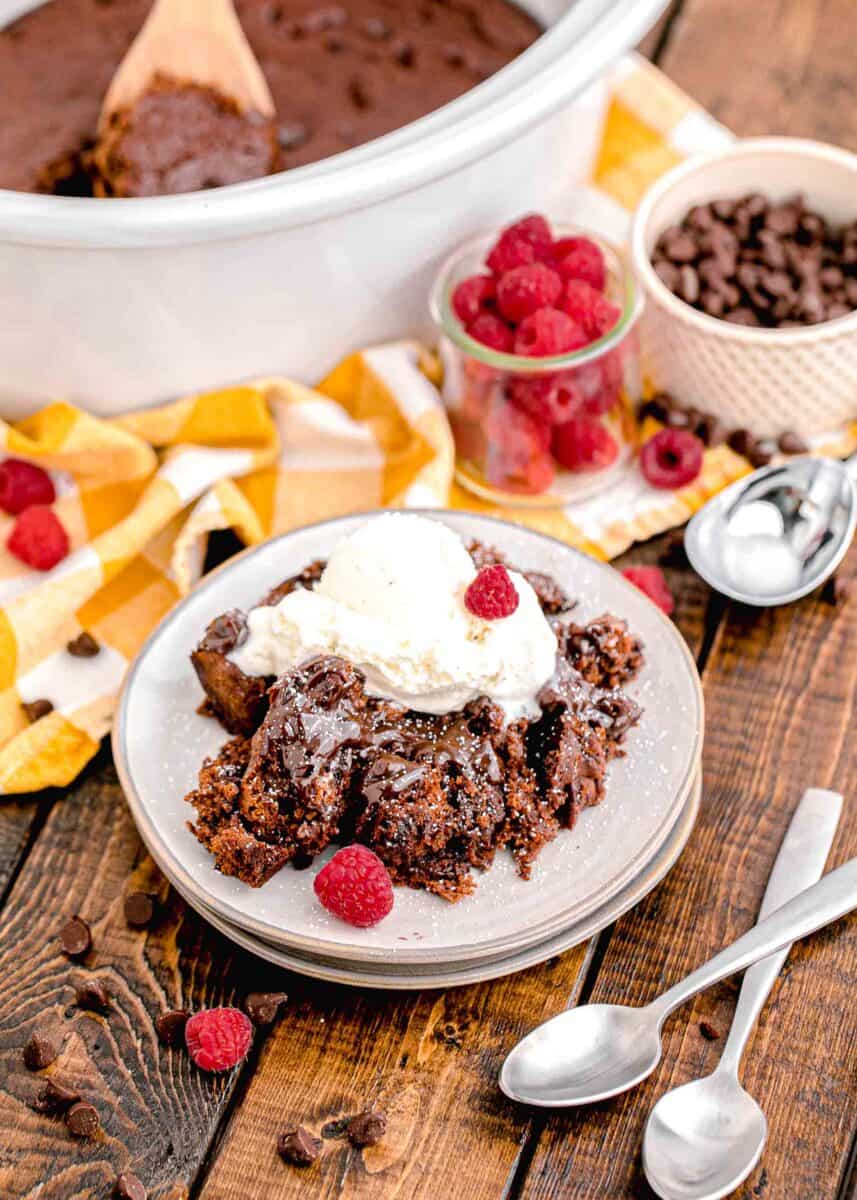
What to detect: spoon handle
<box><xmin>651</xmin><ymin>853</ymin><xmax>857</xmax><ymax>1022</ymax></box>
<box><xmin>716</xmin><ymin>789</ymin><xmax>842</xmax><ymax>1074</ymax></box>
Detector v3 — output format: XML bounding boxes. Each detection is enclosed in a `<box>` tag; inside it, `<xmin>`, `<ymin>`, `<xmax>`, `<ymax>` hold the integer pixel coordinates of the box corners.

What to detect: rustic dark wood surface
<box><xmin>2</xmin><ymin>3</ymin><xmax>856</xmax><ymax>1197</ymax></box>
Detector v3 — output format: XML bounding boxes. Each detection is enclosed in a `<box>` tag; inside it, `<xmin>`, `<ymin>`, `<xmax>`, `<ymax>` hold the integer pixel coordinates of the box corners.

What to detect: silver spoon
<box><xmin>685</xmin><ymin>453</ymin><xmax>857</xmax><ymax>606</ymax></box>
<box><xmin>643</xmin><ymin>788</ymin><xmax>842</xmax><ymax>1200</ymax></box>
<box><xmin>499</xmin><ymin>854</ymin><xmax>857</xmax><ymax>1107</ymax></box>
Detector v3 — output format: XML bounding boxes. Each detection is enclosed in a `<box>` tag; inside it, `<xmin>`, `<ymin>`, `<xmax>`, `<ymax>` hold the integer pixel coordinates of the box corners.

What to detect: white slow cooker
<box><xmin>0</xmin><ymin>0</ymin><xmax>667</xmax><ymax>416</ymax></box>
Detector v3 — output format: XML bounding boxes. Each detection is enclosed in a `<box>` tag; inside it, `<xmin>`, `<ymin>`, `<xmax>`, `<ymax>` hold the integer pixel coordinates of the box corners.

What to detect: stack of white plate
<box><xmin>114</xmin><ymin>513</ymin><xmax>704</xmax><ymax>990</ymax></box>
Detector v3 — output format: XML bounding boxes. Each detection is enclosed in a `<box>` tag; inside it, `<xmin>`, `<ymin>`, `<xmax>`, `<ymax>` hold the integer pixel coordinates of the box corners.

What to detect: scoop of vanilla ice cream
<box><xmin>230</xmin><ymin>514</ymin><xmax>558</xmax><ymax>718</ymax></box>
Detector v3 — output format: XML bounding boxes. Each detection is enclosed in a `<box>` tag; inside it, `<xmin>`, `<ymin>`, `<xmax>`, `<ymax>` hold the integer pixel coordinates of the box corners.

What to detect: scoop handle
<box><xmin>651</xmin><ymin>855</ymin><xmax>857</xmax><ymax>1021</ymax></box>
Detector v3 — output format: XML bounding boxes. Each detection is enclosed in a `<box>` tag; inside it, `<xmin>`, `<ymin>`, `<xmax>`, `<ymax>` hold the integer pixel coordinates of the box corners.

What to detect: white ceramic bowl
<box><xmin>0</xmin><ymin>0</ymin><xmax>669</xmax><ymax>418</ymax></box>
<box><xmin>631</xmin><ymin>137</ymin><xmax>857</xmax><ymax>439</ymax></box>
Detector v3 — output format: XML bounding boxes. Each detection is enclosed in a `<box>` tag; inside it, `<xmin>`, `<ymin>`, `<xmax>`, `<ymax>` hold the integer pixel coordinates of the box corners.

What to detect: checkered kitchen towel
<box><xmin>2</xmin><ymin>56</ymin><xmax>855</xmax><ymax>794</ymax></box>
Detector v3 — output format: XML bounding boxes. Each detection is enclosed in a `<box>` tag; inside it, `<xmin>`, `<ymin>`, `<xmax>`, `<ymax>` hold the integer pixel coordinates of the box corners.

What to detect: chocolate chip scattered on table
<box><xmin>652</xmin><ymin>193</ymin><xmax>857</xmax><ymax>327</ymax></box>
<box><xmin>244</xmin><ymin>991</ymin><xmax>288</xmax><ymax>1026</ymax></box>
<box><xmin>155</xmin><ymin>1009</ymin><xmax>190</xmax><ymax>1047</ymax></box>
<box><xmin>347</xmin><ymin>1109</ymin><xmax>387</xmax><ymax>1147</ymax></box>
<box><xmin>66</xmin><ymin>631</ymin><xmax>101</xmax><ymax>657</ymax></box>
<box><xmin>59</xmin><ymin>915</ymin><xmax>92</xmax><ymax>958</ymax></box>
<box><xmin>278</xmin><ymin>1126</ymin><xmax>322</xmax><ymax>1166</ymax></box>
<box><xmin>66</xmin><ymin>1100</ymin><xmax>100</xmax><ymax>1138</ymax></box>
<box><xmin>124</xmin><ymin>891</ymin><xmax>156</xmax><ymax>928</ymax></box>
<box><xmin>74</xmin><ymin>978</ymin><xmax>111</xmax><ymax>1013</ymax></box>
<box><xmin>23</xmin><ymin>1030</ymin><xmax>60</xmax><ymax>1071</ymax></box>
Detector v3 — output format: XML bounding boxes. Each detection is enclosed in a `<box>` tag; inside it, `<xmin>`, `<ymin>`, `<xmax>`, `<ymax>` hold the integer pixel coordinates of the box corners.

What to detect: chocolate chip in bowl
<box><xmin>631</xmin><ymin>137</ymin><xmax>857</xmax><ymax>441</ymax></box>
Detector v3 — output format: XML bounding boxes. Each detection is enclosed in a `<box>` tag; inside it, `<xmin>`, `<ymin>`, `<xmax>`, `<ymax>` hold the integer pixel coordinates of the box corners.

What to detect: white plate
<box><xmin>177</xmin><ymin>768</ymin><xmax>702</xmax><ymax>989</ymax></box>
<box><xmin>115</xmin><ymin>511</ymin><xmax>703</xmax><ymax>965</ymax></box>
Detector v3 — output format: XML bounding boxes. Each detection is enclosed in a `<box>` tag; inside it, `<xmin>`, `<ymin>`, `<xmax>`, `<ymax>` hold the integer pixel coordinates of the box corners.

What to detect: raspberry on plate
<box><xmin>496</xmin><ymin>262</ymin><xmax>562</xmax><ymax>323</ymax></box>
<box><xmin>552</xmin><ymin>416</ymin><xmax>619</xmax><ymax>472</ymax></box>
<box><xmin>314</xmin><ymin>845</ymin><xmax>394</xmax><ymax>928</ymax></box>
<box><xmin>452</xmin><ymin>274</ymin><xmax>496</xmax><ymax>325</ymax></box>
<box><xmin>6</xmin><ymin>506</ymin><xmax>69</xmax><ymax>571</ymax></box>
<box><xmin>514</xmin><ymin>308</ymin><xmax>587</xmax><ymax>357</ymax></box>
<box><xmin>621</xmin><ymin>565</ymin><xmax>675</xmax><ymax>616</ymax></box>
<box><xmin>562</xmin><ymin>279</ymin><xmax>620</xmax><ymax>341</ymax></box>
<box><xmin>185</xmin><ymin>1007</ymin><xmax>253</xmax><ymax>1072</ymax></box>
<box><xmin>0</xmin><ymin>458</ymin><xmax>56</xmax><ymax>515</ymax></box>
<box><xmin>554</xmin><ymin>236</ymin><xmax>607</xmax><ymax>292</ymax></box>
<box><xmin>640</xmin><ymin>428</ymin><xmax>704</xmax><ymax>490</ymax></box>
<box><xmin>467</xmin><ymin>312</ymin><xmax>514</xmax><ymax>354</ymax></box>
<box><xmin>464</xmin><ymin>563</ymin><xmax>520</xmax><ymax>619</ymax></box>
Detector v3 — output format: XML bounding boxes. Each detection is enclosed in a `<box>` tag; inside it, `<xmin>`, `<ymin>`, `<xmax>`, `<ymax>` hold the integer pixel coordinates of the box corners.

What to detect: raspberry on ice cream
<box><xmin>0</xmin><ymin>458</ymin><xmax>56</xmax><ymax>515</ymax></box>
<box><xmin>185</xmin><ymin>1007</ymin><xmax>253</xmax><ymax>1072</ymax></box>
<box><xmin>314</xmin><ymin>845</ymin><xmax>394</xmax><ymax>927</ymax></box>
<box><xmin>6</xmin><ymin>506</ymin><xmax>69</xmax><ymax>570</ymax></box>
<box><xmin>622</xmin><ymin>566</ymin><xmax>675</xmax><ymax>616</ymax></box>
<box><xmin>496</xmin><ymin>263</ymin><xmax>562</xmax><ymax>323</ymax></box>
<box><xmin>640</xmin><ymin>428</ymin><xmax>704</xmax><ymax>489</ymax></box>
<box><xmin>464</xmin><ymin>564</ymin><xmax>520</xmax><ymax>620</ymax></box>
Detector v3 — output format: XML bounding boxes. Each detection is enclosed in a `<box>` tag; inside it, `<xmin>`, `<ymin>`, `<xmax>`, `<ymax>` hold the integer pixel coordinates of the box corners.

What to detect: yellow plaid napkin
<box><xmin>2</xmin><ymin>57</ymin><xmax>855</xmax><ymax>795</ymax></box>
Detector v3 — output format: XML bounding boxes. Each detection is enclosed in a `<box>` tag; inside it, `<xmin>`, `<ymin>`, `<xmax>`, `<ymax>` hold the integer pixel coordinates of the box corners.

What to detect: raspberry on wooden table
<box><xmin>554</xmin><ymin>236</ymin><xmax>607</xmax><ymax>291</ymax></box>
<box><xmin>6</xmin><ymin>506</ymin><xmax>69</xmax><ymax>571</ymax></box>
<box><xmin>640</xmin><ymin>428</ymin><xmax>704</xmax><ymax>490</ymax></box>
<box><xmin>621</xmin><ymin>565</ymin><xmax>675</xmax><ymax>616</ymax></box>
<box><xmin>496</xmin><ymin>262</ymin><xmax>562</xmax><ymax>323</ymax></box>
<box><xmin>452</xmin><ymin>274</ymin><xmax>496</xmax><ymax>325</ymax></box>
<box><xmin>464</xmin><ymin>564</ymin><xmax>520</xmax><ymax>620</ymax></box>
<box><xmin>314</xmin><ymin>845</ymin><xmax>394</xmax><ymax>928</ymax></box>
<box><xmin>0</xmin><ymin>458</ymin><xmax>56</xmax><ymax>515</ymax></box>
<box><xmin>184</xmin><ymin>1007</ymin><xmax>253</xmax><ymax>1072</ymax></box>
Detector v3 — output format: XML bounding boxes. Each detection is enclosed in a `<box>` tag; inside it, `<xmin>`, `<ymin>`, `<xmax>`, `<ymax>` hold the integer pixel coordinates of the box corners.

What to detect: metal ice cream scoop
<box><xmin>685</xmin><ymin>453</ymin><xmax>856</xmax><ymax>606</ymax></box>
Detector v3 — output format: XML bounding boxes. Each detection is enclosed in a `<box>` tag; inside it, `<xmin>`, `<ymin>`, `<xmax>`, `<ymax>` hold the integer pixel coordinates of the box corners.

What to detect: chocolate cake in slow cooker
<box><xmin>0</xmin><ymin>0</ymin><xmax>542</xmax><ymax>197</ymax></box>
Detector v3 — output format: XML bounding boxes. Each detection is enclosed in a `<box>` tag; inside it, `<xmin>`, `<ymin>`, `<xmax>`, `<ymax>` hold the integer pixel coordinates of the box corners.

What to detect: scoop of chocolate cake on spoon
<box><xmin>98</xmin><ymin>0</ymin><xmax>275</xmax><ymax>136</ymax></box>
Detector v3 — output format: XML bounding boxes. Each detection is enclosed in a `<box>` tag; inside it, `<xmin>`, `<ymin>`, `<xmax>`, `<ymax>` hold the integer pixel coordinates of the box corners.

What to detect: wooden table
<box><xmin>3</xmin><ymin>4</ymin><xmax>856</xmax><ymax>1197</ymax></box>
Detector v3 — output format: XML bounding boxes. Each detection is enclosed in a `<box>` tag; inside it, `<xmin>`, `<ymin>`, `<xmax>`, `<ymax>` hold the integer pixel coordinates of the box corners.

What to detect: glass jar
<box><xmin>430</xmin><ymin>226</ymin><xmax>644</xmax><ymax>506</ymax></box>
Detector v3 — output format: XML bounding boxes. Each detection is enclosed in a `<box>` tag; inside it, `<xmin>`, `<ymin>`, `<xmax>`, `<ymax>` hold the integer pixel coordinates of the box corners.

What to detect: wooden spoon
<box><xmin>99</xmin><ymin>0</ymin><xmax>275</xmax><ymax>133</ymax></box>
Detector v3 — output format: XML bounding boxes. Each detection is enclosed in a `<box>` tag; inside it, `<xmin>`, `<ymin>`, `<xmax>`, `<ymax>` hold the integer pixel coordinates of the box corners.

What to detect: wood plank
<box><xmin>659</xmin><ymin>0</ymin><xmax>857</xmax><ymax>151</ymax></box>
<box><xmin>0</xmin><ymin>763</ymin><xmax>282</xmax><ymax>1200</ymax></box>
<box><xmin>519</xmin><ymin>545</ymin><xmax>857</xmax><ymax>1199</ymax></box>
<box><xmin>186</xmin><ymin>547</ymin><xmax>714</xmax><ymax>1199</ymax></box>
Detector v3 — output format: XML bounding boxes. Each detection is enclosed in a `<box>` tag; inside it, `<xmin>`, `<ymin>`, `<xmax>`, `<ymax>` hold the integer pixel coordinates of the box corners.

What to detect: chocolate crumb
<box><xmin>22</xmin><ymin>698</ymin><xmax>53</xmax><ymax>723</ymax></box>
<box><xmin>67</xmin><ymin>631</ymin><xmax>101</xmax><ymax>657</ymax></box>
<box><xmin>278</xmin><ymin>1126</ymin><xmax>322</xmax><ymax>1166</ymax></box>
<box><xmin>124</xmin><ymin>891</ymin><xmax>156</xmax><ymax>928</ymax></box>
<box><xmin>75</xmin><ymin>979</ymin><xmax>111</xmax><ymax>1013</ymax></box>
<box><xmin>347</xmin><ymin>1109</ymin><xmax>386</xmax><ymax>1147</ymax></box>
<box><xmin>244</xmin><ymin>991</ymin><xmax>288</xmax><ymax>1026</ymax></box>
<box><xmin>114</xmin><ymin>1172</ymin><xmax>147</xmax><ymax>1200</ymax></box>
<box><xmin>24</xmin><ymin>1031</ymin><xmax>59</xmax><ymax>1071</ymax></box>
<box><xmin>700</xmin><ymin>1021</ymin><xmax>721</xmax><ymax>1041</ymax></box>
<box><xmin>33</xmin><ymin>1079</ymin><xmax>81</xmax><ymax>1113</ymax></box>
<box><xmin>60</xmin><ymin>916</ymin><xmax>92</xmax><ymax>958</ymax></box>
<box><xmin>66</xmin><ymin>1100</ymin><xmax>100</xmax><ymax>1138</ymax></box>
<box><xmin>156</xmin><ymin>1009</ymin><xmax>190</xmax><ymax>1047</ymax></box>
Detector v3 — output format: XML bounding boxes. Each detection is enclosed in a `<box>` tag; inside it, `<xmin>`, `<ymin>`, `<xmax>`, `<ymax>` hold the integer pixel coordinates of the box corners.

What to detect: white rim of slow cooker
<box><xmin>630</xmin><ymin>136</ymin><xmax>857</xmax><ymax>345</ymax></box>
<box><xmin>0</xmin><ymin>0</ymin><xmax>670</xmax><ymax>248</ymax></box>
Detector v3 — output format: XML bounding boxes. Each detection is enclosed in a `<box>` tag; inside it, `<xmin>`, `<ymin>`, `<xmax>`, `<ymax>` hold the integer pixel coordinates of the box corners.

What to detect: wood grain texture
<box><xmin>0</xmin><ymin>764</ymin><xmax>284</xmax><ymax>1200</ymax></box>
<box><xmin>519</xmin><ymin>545</ymin><xmax>857</xmax><ymax>1200</ymax></box>
<box><xmin>660</xmin><ymin>0</ymin><xmax>857</xmax><ymax>150</ymax></box>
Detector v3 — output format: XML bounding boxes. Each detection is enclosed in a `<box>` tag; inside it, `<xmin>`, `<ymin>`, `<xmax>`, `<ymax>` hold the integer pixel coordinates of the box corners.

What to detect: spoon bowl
<box><xmin>685</xmin><ymin>454</ymin><xmax>857</xmax><ymax>606</ymax></box>
<box><xmin>643</xmin><ymin>1073</ymin><xmax>767</xmax><ymax>1200</ymax></box>
<box><xmin>500</xmin><ymin>1004</ymin><xmax>662</xmax><ymax>1106</ymax></box>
